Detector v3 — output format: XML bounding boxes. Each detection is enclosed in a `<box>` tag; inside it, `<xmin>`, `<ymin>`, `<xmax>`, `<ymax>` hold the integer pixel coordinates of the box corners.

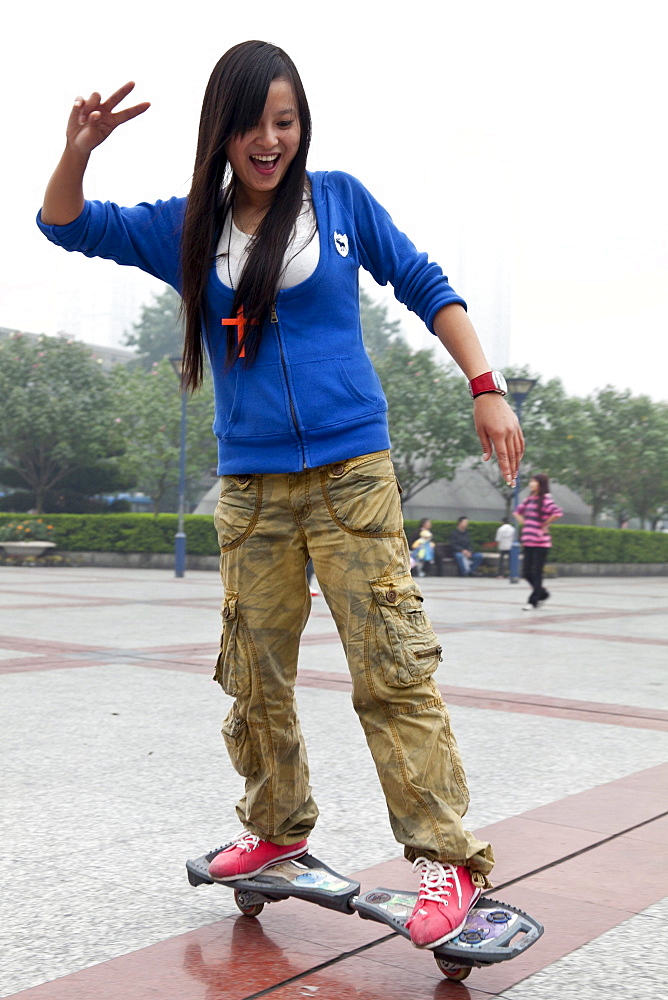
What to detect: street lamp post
<box><xmin>169</xmin><ymin>356</ymin><xmax>187</xmax><ymax>579</ymax></box>
<box><xmin>506</xmin><ymin>376</ymin><xmax>537</xmax><ymax>583</ymax></box>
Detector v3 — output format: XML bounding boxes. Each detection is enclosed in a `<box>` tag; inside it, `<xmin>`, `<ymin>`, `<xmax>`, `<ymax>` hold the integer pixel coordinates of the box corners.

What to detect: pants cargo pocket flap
<box><xmin>371</xmin><ymin>576</ymin><xmax>424</xmax><ymax>608</ymax></box>
<box><xmin>371</xmin><ymin>576</ymin><xmax>443</xmax><ymax>687</ymax></box>
<box><xmin>221</xmin><ymin>707</ymin><xmax>258</xmax><ymax>777</ymax></box>
<box><xmin>215</xmin><ymin>591</ymin><xmax>240</xmax><ymax>693</ymax></box>
<box><xmin>222</xmin><ymin>592</ymin><xmax>239</xmax><ymax>621</ymax></box>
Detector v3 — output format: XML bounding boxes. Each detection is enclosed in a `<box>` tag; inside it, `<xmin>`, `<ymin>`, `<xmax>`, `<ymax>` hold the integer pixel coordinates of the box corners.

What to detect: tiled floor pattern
<box><xmin>2</xmin><ymin>634</ymin><xmax>666</xmax><ymax>735</ymax></box>
<box><xmin>2</xmin><ymin>569</ymin><xmax>667</xmax><ymax>999</ymax></box>
<box><xmin>7</xmin><ymin>768</ymin><xmax>667</xmax><ymax>999</ymax></box>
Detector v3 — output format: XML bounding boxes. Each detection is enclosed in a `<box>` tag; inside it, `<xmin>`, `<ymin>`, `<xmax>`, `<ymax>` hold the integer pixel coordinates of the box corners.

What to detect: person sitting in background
<box><xmin>494</xmin><ymin>517</ymin><xmax>515</xmax><ymax>578</ymax></box>
<box><xmin>449</xmin><ymin>516</ymin><xmax>484</xmax><ymax>576</ymax></box>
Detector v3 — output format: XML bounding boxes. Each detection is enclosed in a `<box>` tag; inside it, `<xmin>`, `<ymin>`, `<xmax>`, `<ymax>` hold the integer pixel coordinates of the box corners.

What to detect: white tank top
<box><xmin>216</xmin><ymin>191</ymin><xmax>320</xmax><ymax>291</ymax></box>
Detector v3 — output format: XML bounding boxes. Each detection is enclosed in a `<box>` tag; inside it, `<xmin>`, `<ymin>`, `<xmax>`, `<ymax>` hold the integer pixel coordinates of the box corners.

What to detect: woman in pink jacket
<box><xmin>514</xmin><ymin>473</ymin><xmax>563</xmax><ymax>610</ymax></box>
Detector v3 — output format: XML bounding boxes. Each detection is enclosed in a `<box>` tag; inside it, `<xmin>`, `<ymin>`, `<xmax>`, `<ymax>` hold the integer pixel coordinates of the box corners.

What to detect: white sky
<box><xmin>2</xmin><ymin>0</ymin><xmax>666</xmax><ymax>401</ymax></box>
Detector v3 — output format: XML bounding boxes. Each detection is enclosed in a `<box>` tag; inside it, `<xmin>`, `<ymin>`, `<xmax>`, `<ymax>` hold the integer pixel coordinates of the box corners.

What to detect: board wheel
<box><xmin>434</xmin><ymin>958</ymin><xmax>471</xmax><ymax>981</ymax></box>
<box><xmin>234</xmin><ymin>889</ymin><xmax>264</xmax><ymax>917</ymax></box>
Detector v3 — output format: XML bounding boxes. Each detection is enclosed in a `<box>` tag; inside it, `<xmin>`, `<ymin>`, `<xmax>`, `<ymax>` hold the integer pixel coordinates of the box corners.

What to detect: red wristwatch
<box><xmin>468</xmin><ymin>370</ymin><xmax>508</xmax><ymax>398</ymax></box>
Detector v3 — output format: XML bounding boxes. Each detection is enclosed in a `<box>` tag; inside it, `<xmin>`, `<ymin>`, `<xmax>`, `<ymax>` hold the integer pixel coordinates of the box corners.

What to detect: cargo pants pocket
<box><xmin>221</xmin><ymin>706</ymin><xmax>259</xmax><ymax>777</ymax></box>
<box><xmin>214</xmin><ymin>591</ymin><xmax>240</xmax><ymax>696</ymax></box>
<box><xmin>214</xmin><ymin>475</ymin><xmax>262</xmax><ymax>552</ymax></box>
<box><xmin>320</xmin><ymin>452</ymin><xmax>403</xmax><ymax>536</ymax></box>
<box><xmin>371</xmin><ymin>575</ymin><xmax>443</xmax><ymax>687</ymax></box>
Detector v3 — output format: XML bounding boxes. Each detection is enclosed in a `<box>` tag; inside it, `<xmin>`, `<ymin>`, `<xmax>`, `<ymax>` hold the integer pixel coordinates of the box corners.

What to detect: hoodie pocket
<box><xmin>291</xmin><ymin>357</ymin><xmax>385</xmax><ymax>430</ymax></box>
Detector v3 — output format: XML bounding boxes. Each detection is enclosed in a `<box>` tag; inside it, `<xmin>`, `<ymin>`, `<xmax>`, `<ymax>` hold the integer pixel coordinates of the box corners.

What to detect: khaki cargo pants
<box><xmin>214</xmin><ymin>450</ymin><xmax>494</xmax><ymax>879</ymax></box>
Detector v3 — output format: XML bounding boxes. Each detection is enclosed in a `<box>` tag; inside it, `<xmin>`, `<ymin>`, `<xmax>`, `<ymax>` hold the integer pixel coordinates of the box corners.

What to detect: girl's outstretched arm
<box><xmin>41</xmin><ymin>82</ymin><xmax>150</xmax><ymax>226</ymax></box>
<box><xmin>433</xmin><ymin>302</ymin><xmax>524</xmax><ymax>487</ymax></box>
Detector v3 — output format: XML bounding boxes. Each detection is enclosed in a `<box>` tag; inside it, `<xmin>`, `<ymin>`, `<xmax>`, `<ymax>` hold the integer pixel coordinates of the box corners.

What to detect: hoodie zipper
<box><xmin>272</xmin><ymin>302</ymin><xmax>306</xmax><ymax>469</ymax></box>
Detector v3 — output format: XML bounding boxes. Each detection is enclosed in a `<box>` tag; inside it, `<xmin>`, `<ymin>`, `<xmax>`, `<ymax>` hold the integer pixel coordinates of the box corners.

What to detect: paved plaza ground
<box><xmin>1</xmin><ymin>565</ymin><xmax>667</xmax><ymax>999</ymax></box>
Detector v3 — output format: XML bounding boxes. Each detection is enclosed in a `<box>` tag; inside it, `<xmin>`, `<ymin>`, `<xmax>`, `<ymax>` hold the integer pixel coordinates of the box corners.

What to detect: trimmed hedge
<box><xmin>0</xmin><ymin>513</ymin><xmax>221</xmax><ymax>556</ymax></box>
<box><xmin>0</xmin><ymin>513</ymin><xmax>667</xmax><ymax>563</ymax></box>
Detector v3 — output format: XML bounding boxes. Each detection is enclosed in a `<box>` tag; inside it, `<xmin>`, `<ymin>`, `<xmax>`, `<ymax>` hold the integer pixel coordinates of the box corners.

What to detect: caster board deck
<box><xmin>186</xmin><ymin>848</ymin><xmax>544</xmax><ymax>982</ymax></box>
<box><xmin>186</xmin><ymin>850</ymin><xmax>361</xmax><ymax>913</ymax></box>
<box><xmin>355</xmin><ymin>888</ymin><xmax>543</xmax><ymax>979</ymax></box>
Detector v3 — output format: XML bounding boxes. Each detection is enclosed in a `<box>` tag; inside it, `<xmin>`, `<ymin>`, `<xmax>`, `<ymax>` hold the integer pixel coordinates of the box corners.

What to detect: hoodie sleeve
<box><xmin>36</xmin><ymin>197</ymin><xmax>187</xmax><ymax>292</ymax></box>
<box><xmin>326</xmin><ymin>171</ymin><xmax>466</xmax><ymax>334</ymax></box>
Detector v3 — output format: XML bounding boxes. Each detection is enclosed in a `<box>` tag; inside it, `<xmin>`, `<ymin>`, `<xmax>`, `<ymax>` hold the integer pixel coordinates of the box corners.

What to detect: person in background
<box><xmin>410</xmin><ymin>517</ymin><xmax>435</xmax><ymax>577</ymax></box>
<box><xmin>449</xmin><ymin>516</ymin><xmax>484</xmax><ymax>577</ymax></box>
<box><xmin>514</xmin><ymin>474</ymin><xmax>563</xmax><ymax>609</ymax></box>
<box><xmin>494</xmin><ymin>517</ymin><xmax>515</xmax><ymax>578</ymax></box>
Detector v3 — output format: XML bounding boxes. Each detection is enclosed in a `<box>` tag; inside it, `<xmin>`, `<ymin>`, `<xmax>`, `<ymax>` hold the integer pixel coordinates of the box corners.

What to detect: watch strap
<box><xmin>469</xmin><ymin>371</ymin><xmax>507</xmax><ymax>398</ymax></box>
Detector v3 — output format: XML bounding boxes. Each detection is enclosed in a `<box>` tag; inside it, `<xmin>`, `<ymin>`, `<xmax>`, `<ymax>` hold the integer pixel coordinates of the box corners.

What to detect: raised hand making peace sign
<box><xmin>67</xmin><ymin>82</ymin><xmax>150</xmax><ymax>155</ymax></box>
<box><xmin>41</xmin><ymin>82</ymin><xmax>149</xmax><ymax>226</ymax></box>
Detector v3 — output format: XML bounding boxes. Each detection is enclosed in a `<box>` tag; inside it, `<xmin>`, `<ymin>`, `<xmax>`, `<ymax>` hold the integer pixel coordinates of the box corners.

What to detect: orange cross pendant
<box><xmin>221</xmin><ymin>307</ymin><xmax>253</xmax><ymax>358</ymax></box>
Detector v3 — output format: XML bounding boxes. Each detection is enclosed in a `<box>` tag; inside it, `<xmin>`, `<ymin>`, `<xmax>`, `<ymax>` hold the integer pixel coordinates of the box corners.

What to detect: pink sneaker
<box><xmin>208</xmin><ymin>832</ymin><xmax>308</xmax><ymax>882</ymax></box>
<box><xmin>406</xmin><ymin>859</ymin><xmax>481</xmax><ymax>949</ymax></box>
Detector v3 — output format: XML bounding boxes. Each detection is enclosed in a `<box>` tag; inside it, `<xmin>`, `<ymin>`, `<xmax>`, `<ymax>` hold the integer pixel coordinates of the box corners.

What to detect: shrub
<box><xmin>0</xmin><ymin>513</ymin><xmax>219</xmax><ymax>555</ymax></box>
<box><xmin>0</xmin><ymin>514</ymin><xmax>666</xmax><ymax>563</ymax></box>
<box><xmin>0</xmin><ymin>519</ymin><xmax>55</xmax><ymax>542</ymax></box>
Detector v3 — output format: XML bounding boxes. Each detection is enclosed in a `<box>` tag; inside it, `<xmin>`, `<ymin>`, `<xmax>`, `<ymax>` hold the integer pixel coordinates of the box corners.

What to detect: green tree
<box><xmin>0</xmin><ymin>334</ymin><xmax>126</xmax><ymax>512</ymax></box>
<box><xmin>359</xmin><ymin>291</ymin><xmax>478</xmax><ymax>500</ymax></box>
<box><xmin>475</xmin><ymin>368</ymin><xmax>576</xmax><ymax>517</ymax></box>
<box><xmin>124</xmin><ymin>285</ymin><xmax>183</xmax><ymax>370</ymax></box>
<box><xmin>112</xmin><ymin>360</ymin><xmax>218</xmax><ymax>514</ymax></box>
<box><xmin>371</xmin><ymin>339</ymin><xmax>478</xmax><ymax>500</ymax></box>
<box><xmin>617</xmin><ymin>396</ymin><xmax>668</xmax><ymax>528</ymax></box>
<box><xmin>557</xmin><ymin>388</ymin><xmax>668</xmax><ymax>527</ymax></box>
<box><xmin>359</xmin><ymin>287</ymin><xmax>403</xmax><ymax>357</ymax></box>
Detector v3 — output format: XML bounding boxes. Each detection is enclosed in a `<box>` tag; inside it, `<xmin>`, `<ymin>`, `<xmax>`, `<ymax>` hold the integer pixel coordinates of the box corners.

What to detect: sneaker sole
<box><xmin>208</xmin><ymin>844</ymin><xmax>309</xmax><ymax>882</ymax></box>
<box><xmin>412</xmin><ymin>887</ymin><xmax>482</xmax><ymax>950</ymax></box>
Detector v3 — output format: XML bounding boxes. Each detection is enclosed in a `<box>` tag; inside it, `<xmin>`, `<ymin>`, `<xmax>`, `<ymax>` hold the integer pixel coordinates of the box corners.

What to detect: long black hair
<box><xmin>180</xmin><ymin>40</ymin><xmax>312</xmax><ymax>388</ymax></box>
<box><xmin>532</xmin><ymin>473</ymin><xmax>550</xmax><ymax>521</ymax></box>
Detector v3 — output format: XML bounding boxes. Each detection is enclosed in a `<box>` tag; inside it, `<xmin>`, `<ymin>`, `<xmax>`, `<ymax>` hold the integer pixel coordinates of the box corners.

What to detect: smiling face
<box><xmin>226</xmin><ymin>78</ymin><xmax>301</xmax><ymax>206</ymax></box>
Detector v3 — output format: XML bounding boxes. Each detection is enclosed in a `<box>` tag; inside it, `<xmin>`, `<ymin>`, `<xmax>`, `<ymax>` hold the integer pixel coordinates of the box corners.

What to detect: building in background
<box><xmin>192</xmin><ymin>460</ymin><xmax>593</xmax><ymax>526</ymax></box>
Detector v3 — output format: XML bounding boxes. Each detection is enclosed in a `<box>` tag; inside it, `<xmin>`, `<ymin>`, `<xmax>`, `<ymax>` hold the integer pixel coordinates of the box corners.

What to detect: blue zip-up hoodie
<box><xmin>37</xmin><ymin>170</ymin><xmax>466</xmax><ymax>474</ymax></box>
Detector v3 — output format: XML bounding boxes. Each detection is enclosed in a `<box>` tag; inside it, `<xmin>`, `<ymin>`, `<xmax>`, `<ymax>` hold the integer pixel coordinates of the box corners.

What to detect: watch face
<box><xmin>492</xmin><ymin>371</ymin><xmax>507</xmax><ymax>393</ymax></box>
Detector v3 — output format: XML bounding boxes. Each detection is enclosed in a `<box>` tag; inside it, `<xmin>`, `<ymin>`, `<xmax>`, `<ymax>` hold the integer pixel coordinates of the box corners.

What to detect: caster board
<box><xmin>355</xmin><ymin>888</ymin><xmax>543</xmax><ymax>981</ymax></box>
<box><xmin>186</xmin><ymin>849</ymin><xmax>361</xmax><ymax>914</ymax></box>
<box><xmin>186</xmin><ymin>848</ymin><xmax>544</xmax><ymax>982</ymax></box>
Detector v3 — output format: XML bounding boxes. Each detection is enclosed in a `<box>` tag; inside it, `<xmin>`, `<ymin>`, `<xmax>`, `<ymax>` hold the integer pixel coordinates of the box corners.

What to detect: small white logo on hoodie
<box><xmin>334</xmin><ymin>231</ymin><xmax>349</xmax><ymax>257</ymax></box>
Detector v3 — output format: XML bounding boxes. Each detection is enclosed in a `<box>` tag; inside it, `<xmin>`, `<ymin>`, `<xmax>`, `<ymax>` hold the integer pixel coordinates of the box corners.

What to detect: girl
<box><xmin>514</xmin><ymin>473</ymin><xmax>563</xmax><ymax>609</ymax></box>
<box><xmin>38</xmin><ymin>40</ymin><xmax>523</xmax><ymax>950</ymax></box>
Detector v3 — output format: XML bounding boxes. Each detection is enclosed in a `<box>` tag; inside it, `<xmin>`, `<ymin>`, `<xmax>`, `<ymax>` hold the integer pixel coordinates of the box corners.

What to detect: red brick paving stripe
<box><xmin>490</xmin><ymin>625</ymin><xmax>668</xmax><ymax>647</ymax></box>
<box><xmin>2</xmin><ymin>633</ymin><xmax>666</xmax><ymax>731</ymax></box>
<box><xmin>7</xmin><ymin>766</ymin><xmax>667</xmax><ymax>999</ymax></box>
<box><xmin>0</xmin><ymin>658</ymin><xmax>105</xmax><ymax>675</ymax></box>
<box><xmin>296</xmin><ymin>669</ymin><xmax>668</xmax><ymax>731</ymax></box>
<box><xmin>0</xmin><ymin>635</ymin><xmax>104</xmax><ymax>654</ymax></box>
<box><xmin>435</xmin><ymin>687</ymin><xmax>668</xmax><ymax>731</ymax></box>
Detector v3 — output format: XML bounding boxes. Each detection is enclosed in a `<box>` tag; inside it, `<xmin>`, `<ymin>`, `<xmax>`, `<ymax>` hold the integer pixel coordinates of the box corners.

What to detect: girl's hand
<box><xmin>474</xmin><ymin>393</ymin><xmax>524</xmax><ymax>487</ymax></box>
<box><xmin>66</xmin><ymin>82</ymin><xmax>150</xmax><ymax>157</ymax></box>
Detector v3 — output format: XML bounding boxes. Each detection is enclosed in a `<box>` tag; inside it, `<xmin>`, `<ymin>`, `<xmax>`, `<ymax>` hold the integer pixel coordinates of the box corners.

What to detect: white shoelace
<box><xmin>226</xmin><ymin>832</ymin><xmax>260</xmax><ymax>853</ymax></box>
<box><xmin>412</xmin><ymin>857</ymin><xmax>463</xmax><ymax>909</ymax></box>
